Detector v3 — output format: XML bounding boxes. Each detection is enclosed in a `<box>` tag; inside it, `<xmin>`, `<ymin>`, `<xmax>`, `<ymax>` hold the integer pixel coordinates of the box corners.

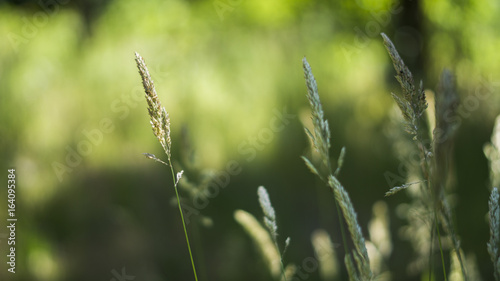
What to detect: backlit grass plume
<box><xmin>135</xmin><ymin>52</ymin><xmax>198</xmax><ymax>281</ymax></box>
<box><xmin>257</xmin><ymin>186</ymin><xmax>291</xmax><ymax>280</ymax></box>
<box><xmin>234</xmin><ymin>209</ymin><xmax>282</xmax><ymax>278</ymax></box>
<box><xmin>258</xmin><ymin>186</ymin><xmax>278</xmax><ymax>242</ymax></box>
<box><xmin>381</xmin><ymin>33</ymin><xmax>428</xmax><ymax>141</ymax></box>
<box><xmin>302</xmin><ymin>59</ymin><xmax>331</xmax><ymax>173</ymax></box>
<box><xmin>235</xmin><ymin>186</ymin><xmax>292</xmax><ymax>281</ymax></box>
<box><xmin>135</xmin><ymin>52</ymin><xmax>172</xmax><ymax>162</ymax></box>
<box><xmin>302</xmin><ymin>57</ymin><xmax>372</xmax><ymax>281</ymax></box>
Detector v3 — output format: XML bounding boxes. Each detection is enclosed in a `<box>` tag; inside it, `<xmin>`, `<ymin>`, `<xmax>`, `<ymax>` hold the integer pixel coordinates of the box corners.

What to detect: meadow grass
<box><xmin>381</xmin><ymin>32</ymin><xmax>464</xmax><ymax>281</ymax></box>
<box><xmin>302</xmin><ymin>57</ymin><xmax>372</xmax><ymax>281</ymax></box>
<box><xmin>134</xmin><ymin>33</ymin><xmax>499</xmax><ymax>280</ymax></box>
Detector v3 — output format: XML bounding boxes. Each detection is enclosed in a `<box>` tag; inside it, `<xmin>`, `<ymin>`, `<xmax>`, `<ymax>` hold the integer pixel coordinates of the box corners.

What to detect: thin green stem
<box><xmin>434</xmin><ymin>208</ymin><xmax>447</xmax><ymax>281</ymax></box>
<box><xmin>169</xmin><ymin>162</ymin><xmax>199</xmax><ymax>281</ymax></box>
<box><xmin>280</xmin><ymin>263</ymin><xmax>287</xmax><ymax>281</ymax></box>
<box><xmin>275</xmin><ymin>241</ymin><xmax>287</xmax><ymax>281</ymax></box>
<box><xmin>191</xmin><ymin>220</ymin><xmax>209</xmax><ymax>281</ymax></box>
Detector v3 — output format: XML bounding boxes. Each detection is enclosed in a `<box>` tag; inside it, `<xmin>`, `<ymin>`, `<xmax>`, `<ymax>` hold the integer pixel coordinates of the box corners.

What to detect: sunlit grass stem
<box><xmin>135</xmin><ymin>52</ymin><xmax>198</xmax><ymax>281</ymax></box>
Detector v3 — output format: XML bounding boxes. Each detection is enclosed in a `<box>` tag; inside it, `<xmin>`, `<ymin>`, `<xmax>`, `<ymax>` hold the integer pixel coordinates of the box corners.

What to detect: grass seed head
<box><xmin>135</xmin><ymin>52</ymin><xmax>172</xmax><ymax>161</ymax></box>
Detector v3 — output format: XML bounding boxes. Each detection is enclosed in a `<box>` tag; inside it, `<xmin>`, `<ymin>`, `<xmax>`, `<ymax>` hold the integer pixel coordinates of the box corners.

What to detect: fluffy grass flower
<box><xmin>135</xmin><ymin>52</ymin><xmax>172</xmax><ymax>161</ymax></box>
<box><xmin>135</xmin><ymin>52</ymin><xmax>197</xmax><ymax>281</ymax></box>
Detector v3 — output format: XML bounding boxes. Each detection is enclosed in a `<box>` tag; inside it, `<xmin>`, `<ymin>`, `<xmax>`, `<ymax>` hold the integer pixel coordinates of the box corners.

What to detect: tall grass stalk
<box><xmin>381</xmin><ymin>32</ymin><xmax>447</xmax><ymax>280</ymax></box>
<box><xmin>135</xmin><ymin>52</ymin><xmax>198</xmax><ymax>281</ymax></box>
<box><xmin>301</xmin><ymin>57</ymin><xmax>372</xmax><ymax>281</ymax></box>
<box><xmin>381</xmin><ymin>33</ymin><xmax>467</xmax><ymax>280</ymax></box>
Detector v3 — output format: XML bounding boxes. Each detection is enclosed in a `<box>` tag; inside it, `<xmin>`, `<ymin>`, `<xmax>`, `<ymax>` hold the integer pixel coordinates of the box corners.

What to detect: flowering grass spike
<box><xmin>135</xmin><ymin>52</ymin><xmax>198</xmax><ymax>281</ymax></box>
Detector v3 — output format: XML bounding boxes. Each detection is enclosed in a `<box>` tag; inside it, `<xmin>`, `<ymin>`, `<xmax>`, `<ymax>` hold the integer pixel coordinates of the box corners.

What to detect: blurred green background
<box><xmin>1</xmin><ymin>0</ymin><xmax>500</xmax><ymax>280</ymax></box>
